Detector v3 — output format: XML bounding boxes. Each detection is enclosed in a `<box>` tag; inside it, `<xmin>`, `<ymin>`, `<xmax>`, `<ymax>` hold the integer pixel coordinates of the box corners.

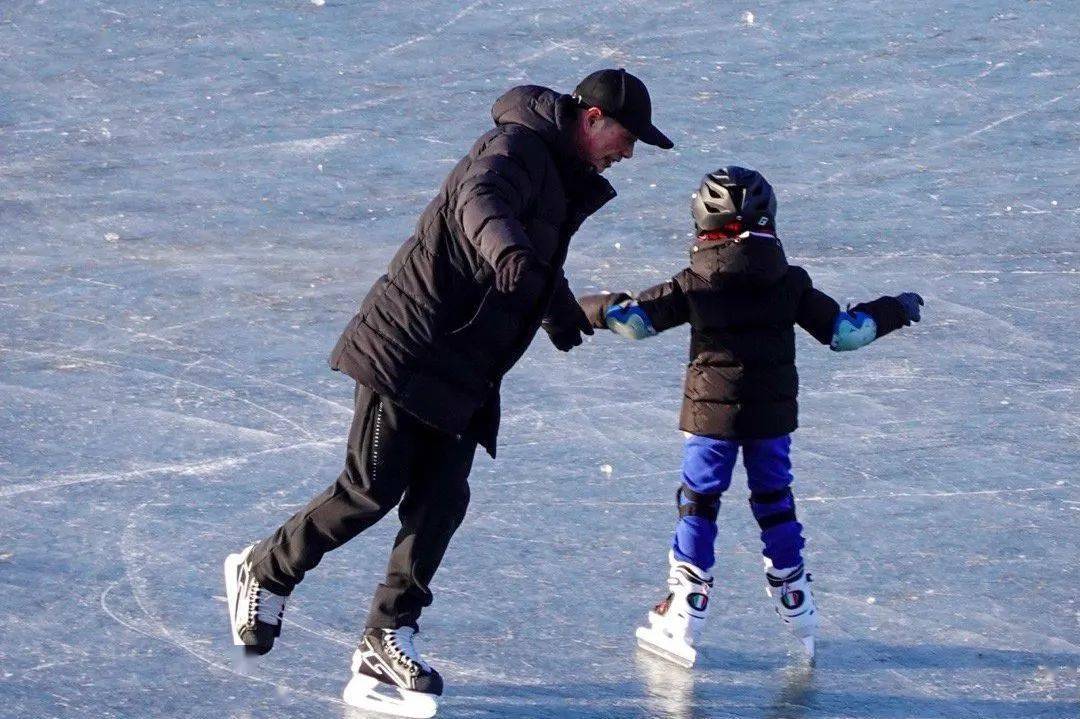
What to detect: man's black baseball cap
<box><xmin>572</xmin><ymin>68</ymin><xmax>673</xmax><ymax>149</ymax></box>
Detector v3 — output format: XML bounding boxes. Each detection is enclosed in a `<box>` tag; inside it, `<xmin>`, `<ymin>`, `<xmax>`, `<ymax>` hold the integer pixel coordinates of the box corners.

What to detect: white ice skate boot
<box><xmin>635</xmin><ymin>552</ymin><xmax>713</xmax><ymax>668</ymax></box>
<box><xmin>223</xmin><ymin>543</ymin><xmax>287</xmax><ymax>656</ymax></box>
<box><xmin>342</xmin><ymin>627</ymin><xmax>442</xmax><ymax>718</ymax></box>
<box><xmin>765</xmin><ymin>561</ymin><xmax>818</xmax><ymax>661</ymax></box>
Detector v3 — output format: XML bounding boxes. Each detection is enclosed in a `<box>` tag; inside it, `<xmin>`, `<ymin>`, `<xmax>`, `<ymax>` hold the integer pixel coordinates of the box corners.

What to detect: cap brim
<box><xmin>632</xmin><ymin>122</ymin><xmax>674</xmax><ymax>150</ymax></box>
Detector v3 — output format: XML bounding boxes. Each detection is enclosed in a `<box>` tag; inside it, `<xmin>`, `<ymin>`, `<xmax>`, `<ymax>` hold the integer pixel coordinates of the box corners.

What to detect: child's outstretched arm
<box><xmin>793</xmin><ymin>267</ymin><xmax>923</xmax><ymax>351</ymax></box>
<box><xmin>579</xmin><ymin>271</ymin><xmax>692</xmax><ymax>341</ymax></box>
<box><xmin>829</xmin><ymin>293</ymin><xmax>923</xmax><ymax>351</ymax></box>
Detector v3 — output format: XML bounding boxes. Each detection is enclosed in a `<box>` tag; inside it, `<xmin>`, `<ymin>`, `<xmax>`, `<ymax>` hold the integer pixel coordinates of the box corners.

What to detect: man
<box><xmin>224</xmin><ymin>68</ymin><xmax>672</xmax><ymax>716</ymax></box>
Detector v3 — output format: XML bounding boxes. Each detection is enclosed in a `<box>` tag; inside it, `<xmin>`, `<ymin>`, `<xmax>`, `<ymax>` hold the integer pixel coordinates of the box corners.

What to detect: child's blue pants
<box><xmin>673</xmin><ymin>434</ymin><xmax>805</xmax><ymax>572</ymax></box>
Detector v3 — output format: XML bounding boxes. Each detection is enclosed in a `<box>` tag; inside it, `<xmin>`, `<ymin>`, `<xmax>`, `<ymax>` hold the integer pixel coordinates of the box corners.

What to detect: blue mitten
<box><xmin>605</xmin><ymin>300</ymin><xmax>657</xmax><ymax>340</ymax></box>
<box><xmin>830</xmin><ymin>310</ymin><xmax>878</xmax><ymax>351</ymax></box>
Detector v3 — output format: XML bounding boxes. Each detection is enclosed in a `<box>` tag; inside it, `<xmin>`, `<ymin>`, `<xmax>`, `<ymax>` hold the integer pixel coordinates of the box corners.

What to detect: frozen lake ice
<box><xmin>1</xmin><ymin>1</ymin><xmax>1077</xmax><ymax>717</ymax></box>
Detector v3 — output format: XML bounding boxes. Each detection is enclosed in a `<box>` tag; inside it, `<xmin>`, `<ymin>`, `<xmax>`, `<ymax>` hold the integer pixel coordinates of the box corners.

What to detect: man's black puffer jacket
<box><xmin>330</xmin><ymin>86</ymin><xmax>615</xmax><ymax>456</ymax></box>
<box><xmin>580</xmin><ymin>233</ymin><xmax>909</xmax><ymax>439</ymax></box>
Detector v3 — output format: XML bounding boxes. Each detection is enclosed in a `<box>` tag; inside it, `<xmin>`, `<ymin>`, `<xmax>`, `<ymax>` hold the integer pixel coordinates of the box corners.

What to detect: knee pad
<box><xmin>749</xmin><ymin>487</ymin><xmax>797</xmax><ymax>530</ymax></box>
<box><xmin>677</xmin><ymin>484</ymin><xmax>721</xmax><ymax>522</ymax></box>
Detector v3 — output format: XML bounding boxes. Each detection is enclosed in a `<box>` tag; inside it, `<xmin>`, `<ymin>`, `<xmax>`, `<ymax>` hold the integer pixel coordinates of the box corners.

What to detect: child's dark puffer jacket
<box><xmin>581</xmin><ymin>233</ymin><xmax>908</xmax><ymax>439</ymax></box>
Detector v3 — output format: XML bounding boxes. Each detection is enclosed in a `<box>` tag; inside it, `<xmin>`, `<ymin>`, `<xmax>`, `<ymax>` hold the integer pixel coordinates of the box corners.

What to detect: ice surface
<box><xmin>1</xmin><ymin>1</ymin><xmax>1078</xmax><ymax>717</ymax></box>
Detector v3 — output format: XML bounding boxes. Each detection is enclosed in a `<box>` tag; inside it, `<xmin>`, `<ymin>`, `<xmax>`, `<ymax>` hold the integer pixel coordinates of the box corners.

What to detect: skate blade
<box><xmin>342</xmin><ymin>673</ymin><xmax>438</xmax><ymax>718</ymax></box>
<box><xmin>635</xmin><ymin>626</ymin><xmax>696</xmax><ymax>668</ymax></box>
<box><xmin>801</xmin><ymin>636</ymin><xmax>816</xmax><ymax>663</ymax></box>
<box><xmin>222</xmin><ymin>552</ymin><xmax>244</xmax><ymax>646</ymax></box>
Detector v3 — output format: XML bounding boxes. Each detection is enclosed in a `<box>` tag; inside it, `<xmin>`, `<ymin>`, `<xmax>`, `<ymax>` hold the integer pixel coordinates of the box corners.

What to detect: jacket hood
<box><xmin>492</xmin><ymin>85</ymin><xmax>585</xmax><ymax>170</ymax></box>
<box><xmin>491</xmin><ymin>84</ymin><xmax>616</xmax><ymax>213</ymax></box>
<box><xmin>689</xmin><ymin>232</ymin><xmax>788</xmax><ymax>289</ymax></box>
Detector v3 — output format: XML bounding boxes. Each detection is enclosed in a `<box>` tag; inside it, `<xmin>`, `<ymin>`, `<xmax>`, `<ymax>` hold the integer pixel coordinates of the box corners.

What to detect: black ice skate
<box><xmin>342</xmin><ymin>627</ymin><xmax>442</xmax><ymax>718</ymax></box>
<box><xmin>223</xmin><ymin>544</ymin><xmax>287</xmax><ymax>656</ymax></box>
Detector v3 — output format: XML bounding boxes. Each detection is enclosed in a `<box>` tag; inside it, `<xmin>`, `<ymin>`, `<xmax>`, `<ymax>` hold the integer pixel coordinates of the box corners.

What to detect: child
<box><xmin>579</xmin><ymin>167</ymin><xmax>923</xmax><ymax>666</ymax></box>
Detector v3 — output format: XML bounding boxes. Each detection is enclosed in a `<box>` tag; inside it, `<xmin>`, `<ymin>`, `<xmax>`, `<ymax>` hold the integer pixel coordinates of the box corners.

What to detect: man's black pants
<box><xmin>249</xmin><ymin>382</ymin><xmax>475</xmax><ymax>630</ymax></box>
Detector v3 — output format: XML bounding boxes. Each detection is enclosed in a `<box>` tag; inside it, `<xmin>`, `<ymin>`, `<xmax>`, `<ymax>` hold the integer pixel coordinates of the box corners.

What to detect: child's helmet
<box><xmin>691</xmin><ymin>166</ymin><xmax>777</xmax><ymax>234</ymax></box>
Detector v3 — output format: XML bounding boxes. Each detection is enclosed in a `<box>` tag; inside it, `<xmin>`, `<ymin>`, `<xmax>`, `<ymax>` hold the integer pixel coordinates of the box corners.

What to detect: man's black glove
<box><xmin>543</xmin><ymin>303</ymin><xmax>594</xmax><ymax>352</ymax></box>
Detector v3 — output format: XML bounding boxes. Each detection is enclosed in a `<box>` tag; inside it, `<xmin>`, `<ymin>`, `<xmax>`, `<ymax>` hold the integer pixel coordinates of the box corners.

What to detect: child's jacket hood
<box><xmin>689</xmin><ymin>232</ymin><xmax>788</xmax><ymax>290</ymax></box>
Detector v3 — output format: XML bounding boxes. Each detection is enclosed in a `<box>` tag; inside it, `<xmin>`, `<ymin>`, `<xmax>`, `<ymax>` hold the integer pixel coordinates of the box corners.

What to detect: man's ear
<box><xmin>582</xmin><ymin>106</ymin><xmax>603</xmax><ymax>130</ymax></box>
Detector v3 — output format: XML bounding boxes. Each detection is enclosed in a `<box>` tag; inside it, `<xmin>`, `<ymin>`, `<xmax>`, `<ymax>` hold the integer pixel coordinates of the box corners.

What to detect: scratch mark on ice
<box><xmin>0</xmin><ymin>439</ymin><xmax>336</xmax><ymax>498</ymax></box>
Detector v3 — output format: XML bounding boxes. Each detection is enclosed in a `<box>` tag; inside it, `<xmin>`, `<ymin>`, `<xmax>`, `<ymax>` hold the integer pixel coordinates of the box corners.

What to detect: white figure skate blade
<box><xmin>222</xmin><ymin>552</ymin><xmax>244</xmax><ymax>646</ymax></box>
<box><xmin>342</xmin><ymin>673</ymin><xmax>438</xmax><ymax>718</ymax></box>
<box><xmin>635</xmin><ymin>625</ymin><xmax>696</xmax><ymax>668</ymax></box>
<box><xmin>801</xmin><ymin>636</ymin><xmax>816</xmax><ymax>663</ymax></box>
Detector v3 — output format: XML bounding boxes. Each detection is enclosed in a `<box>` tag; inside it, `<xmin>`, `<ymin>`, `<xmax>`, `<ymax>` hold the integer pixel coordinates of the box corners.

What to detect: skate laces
<box><xmin>246</xmin><ymin>581</ymin><xmax>286</xmax><ymax>627</ymax></box>
<box><xmin>383</xmin><ymin>627</ymin><xmax>431</xmax><ymax>676</ymax></box>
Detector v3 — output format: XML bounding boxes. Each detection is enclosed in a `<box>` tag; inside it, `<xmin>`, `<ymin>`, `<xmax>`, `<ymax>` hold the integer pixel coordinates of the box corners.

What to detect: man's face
<box><xmin>577</xmin><ymin>109</ymin><xmax>637</xmax><ymax>173</ymax></box>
